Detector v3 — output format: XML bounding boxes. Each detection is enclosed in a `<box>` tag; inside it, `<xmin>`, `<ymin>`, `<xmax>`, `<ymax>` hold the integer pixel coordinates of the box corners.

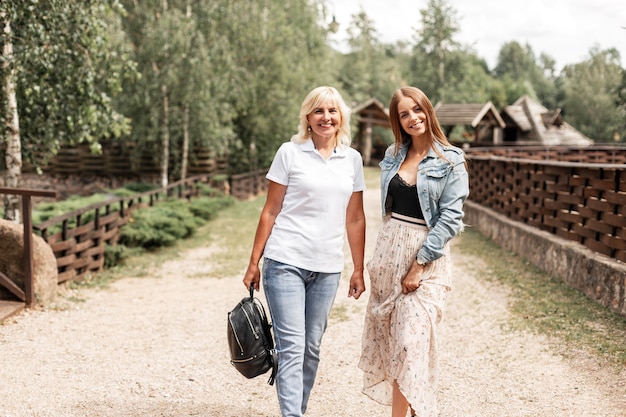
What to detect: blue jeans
<box><xmin>262</xmin><ymin>257</ymin><xmax>341</xmax><ymax>417</ymax></box>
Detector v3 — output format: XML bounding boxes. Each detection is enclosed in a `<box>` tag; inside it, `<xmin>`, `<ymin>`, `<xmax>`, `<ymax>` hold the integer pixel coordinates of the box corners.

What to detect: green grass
<box><xmin>456</xmin><ymin>228</ymin><xmax>626</xmax><ymax>370</ymax></box>
<box><xmin>198</xmin><ymin>195</ymin><xmax>265</xmax><ymax>277</ymax></box>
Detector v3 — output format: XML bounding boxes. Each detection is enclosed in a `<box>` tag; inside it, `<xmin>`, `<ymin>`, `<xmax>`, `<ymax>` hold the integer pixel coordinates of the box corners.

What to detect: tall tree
<box><xmin>493</xmin><ymin>41</ymin><xmax>557</xmax><ymax>107</ymax></box>
<box><xmin>0</xmin><ymin>0</ymin><xmax>132</xmax><ymax>220</ymax></box>
<box><xmin>560</xmin><ymin>47</ymin><xmax>624</xmax><ymax>142</ymax></box>
<box><xmin>217</xmin><ymin>0</ymin><xmax>335</xmax><ymax>172</ymax></box>
<box><xmin>0</xmin><ymin>14</ymin><xmax>21</xmax><ymax>220</ymax></box>
<box><xmin>412</xmin><ymin>0</ymin><xmax>460</xmax><ymax>101</ymax></box>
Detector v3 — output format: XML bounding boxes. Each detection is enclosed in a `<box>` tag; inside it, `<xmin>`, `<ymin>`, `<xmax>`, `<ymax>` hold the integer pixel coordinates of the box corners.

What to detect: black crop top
<box><xmin>388</xmin><ymin>173</ymin><xmax>425</xmax><ymax>220</ymax></box>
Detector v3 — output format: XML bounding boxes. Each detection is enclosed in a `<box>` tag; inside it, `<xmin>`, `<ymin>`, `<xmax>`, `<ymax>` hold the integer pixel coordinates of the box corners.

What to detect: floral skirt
<box><xmin>359</xmin><ymin>214</ymin><xmax>451</xmax><ymax>417</ymax></box>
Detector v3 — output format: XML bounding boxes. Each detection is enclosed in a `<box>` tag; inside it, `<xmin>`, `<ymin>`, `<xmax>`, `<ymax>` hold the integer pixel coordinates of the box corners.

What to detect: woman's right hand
<box><xmin>242</xmin><ymin>263</ymin><xmax>261</xmax><ymax>291</ymax></box>
<box><xmin>401</xmin><ymin>261</ymin><xmax>426</xmax><ymax>294</ymax></box>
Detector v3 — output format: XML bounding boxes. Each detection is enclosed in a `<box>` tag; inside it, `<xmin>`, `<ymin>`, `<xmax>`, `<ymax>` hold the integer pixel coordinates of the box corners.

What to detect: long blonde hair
<box><xmin>291</xmin><ymin>86</ymin><xmax>352</xmax><ymax>146</ymax></box>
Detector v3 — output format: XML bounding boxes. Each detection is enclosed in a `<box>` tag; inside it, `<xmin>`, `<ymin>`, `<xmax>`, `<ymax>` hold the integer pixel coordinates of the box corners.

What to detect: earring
<box><xmin>307</xmin><ymin>126</ymin><xmax>312</xmax><ymax>132</ymax></box>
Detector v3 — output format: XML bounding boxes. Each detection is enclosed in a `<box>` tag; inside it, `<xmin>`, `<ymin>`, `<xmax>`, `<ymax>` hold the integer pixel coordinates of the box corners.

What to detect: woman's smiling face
<box><xmin>397</xmin><ymin>95</ymin><xmax>427</xmax><ymax>138</ymax></box>
<box><xmin>308</xmin><ymin>103</ymin><xmax>341</xmax><ymax>140</ymax></box>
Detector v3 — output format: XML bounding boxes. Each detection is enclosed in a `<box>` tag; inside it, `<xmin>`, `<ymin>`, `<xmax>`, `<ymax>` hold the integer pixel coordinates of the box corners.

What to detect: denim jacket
<box><xmin>379</xmin><ymin>142</ymin><xmax>469</xmax><ymax>264</ymax></box>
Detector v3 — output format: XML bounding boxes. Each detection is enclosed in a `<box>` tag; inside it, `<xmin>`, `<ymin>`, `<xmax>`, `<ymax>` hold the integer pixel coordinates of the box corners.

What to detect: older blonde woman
<box><xmin>243</xmin><ymin>86</ymin><xmax>366</xmax><ymax>417</ymax></box>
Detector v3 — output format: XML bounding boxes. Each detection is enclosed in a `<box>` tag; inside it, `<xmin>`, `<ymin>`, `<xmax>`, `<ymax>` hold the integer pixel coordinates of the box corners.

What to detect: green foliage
<box><xmin>493</xmin><ymin>41</ymin><xmax>558</xmax><ymax>107</ymax></box>
<box><xmin>118</xmin><ymin>196</ymin><xmax>233</xmax><ymax>249</ymax></box>
<box><xmin>32</xmin><ymin>183</ymin><xmax>156</xmax><ymax>236</ymax></box>
<box><xmin>1</xmin><ymin>0</ymin><xmax>136</xmax><ymax>169</ymax></box>
<box><xmin>103</xmin><ymin>243</ymin><xmax>143</xmax><ymax>269</ymax></box>
<box><xmin>33</xmin><ymin>194</ymin><xmax>112</xmax><ymax>224</ymax></box>
<box><xmin>560</xmin><ymin>48</ymin><xmax>625</xmax><ymax>142</ymax></box>
<box><xmin>2</xmin><ymin>0</ymin><xmax>626</xmax><ymax>187</ymax></box>
<box><xmin>412</xmin><ymin>0</ymin><xmax>461</xmax><ymax>100</ymax></box>
<box><xmin>121</xmin><ymin>183</ymin><xmax>159</xmax><ymax>193</ymax></box>
<box><xmin>188</xmin><ymin>196</ymin><xmax>234</xmax><ymax>221</ymax></box>
<box><xmin>339</xmin><ymin>11</ymin><xmax>406</xmax><ymax>107</ymax></box>
<box><xmin>119</xmin><ymin>200</ymin><xmax>201</xmax><ymax>248</ymax></box>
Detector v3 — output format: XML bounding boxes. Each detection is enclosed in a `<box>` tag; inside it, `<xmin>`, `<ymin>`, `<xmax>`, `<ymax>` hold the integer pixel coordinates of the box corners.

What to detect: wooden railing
<box><xmin>465</xmin><ymin>148</ymin><xmax>626</xmax><ymax>263</ymax></box>
<box><xmin>33</xmin><ymin>175</ymin><xmax>212</xmax><ymax>284</ymax></box>
<box><xmin>0</xmin><ymin>187</ymin><xmax>57</xmax><ymax>307</ymax></box>
<box><xmin>29</xmin><ymin>171</ymin><xmax>268</xmax><ymax>286</ymax></box>
<box><xmin>230</xmin><ymin>169</ymin><xmax>268</xmax><ymax>199</ymax></box>
<box><xmin>465</xmin><ymin>145</ymin><xmax>626</xmax><ymax>164</ymax></box>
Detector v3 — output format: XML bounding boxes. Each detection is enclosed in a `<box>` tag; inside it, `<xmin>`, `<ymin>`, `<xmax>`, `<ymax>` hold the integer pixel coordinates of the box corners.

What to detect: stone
<box><xmin>0</xmin><ymin>219</ymin><xmax>58</xmax><ymax>306</ymax></box>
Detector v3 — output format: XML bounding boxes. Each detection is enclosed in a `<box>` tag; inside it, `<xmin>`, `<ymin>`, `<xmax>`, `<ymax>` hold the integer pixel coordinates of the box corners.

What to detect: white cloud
<box><xmin>328</xmin><ymin>0</ymin><xmax>626</xmax><ymax>69</ymax></box>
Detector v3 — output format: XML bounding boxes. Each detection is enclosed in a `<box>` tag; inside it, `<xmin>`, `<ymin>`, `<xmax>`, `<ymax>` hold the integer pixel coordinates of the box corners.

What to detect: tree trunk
<box><xmin>2</xmin><ymin>17</ymin><xmax>22</xmax><ymax>222</ymax></box>
<box><xmin>181</xmin><ymin>103</ymin><xmax>189</xmax><ymax>181</ymax></box>
<box><xmin>363</xmin><ymin>124</ymin><xmax>372</xmax><ymax>167</ymax></box>
<box><xmin>160</xmin><ymin>83</ymin><xmax>169</xmax><ymax>189</ymax></box>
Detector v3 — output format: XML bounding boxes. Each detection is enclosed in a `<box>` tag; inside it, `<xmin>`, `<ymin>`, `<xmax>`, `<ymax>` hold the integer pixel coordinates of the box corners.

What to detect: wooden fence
<box><xmin>0</xmin><ymin>187</ymin><xmax>57</xmax><ymax>308</ymax></box>
<box><xmin>22</xmin><ymin>142</ymin><xmax>228</xmax><ymax>178</ymax></box>
<box><xmin>230</xmin><ymin>169</ymin><xmax>268</xmax><ymax>199</ymax></box>
<box><xmin>465</xmin><ymin>146</ymin><xmax>626</xmax><ymax>263</ymax></box>
<box><xmin>27</xmin><ymin>171</ymin><xmax>267</xmax><ymax>286</ymax></box>
<box><xmin>33</xmin><ymin>175</ymin><xmax>213</xmax><ymax>284</ymax></box>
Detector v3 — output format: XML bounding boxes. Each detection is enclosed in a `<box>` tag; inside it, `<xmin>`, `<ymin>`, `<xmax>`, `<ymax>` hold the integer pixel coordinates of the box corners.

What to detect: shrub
<box><xmin>103</xmin><ymin>244</ymin><xmax>143</xmax><ymax>268</ymax></box>
<box><xmin>122</xmin><ymin>183</ymin><xmax>159</xmax><ymax>193</ymax></box>
<box><xmin>119</xmin><ymin>199</ymin><xmax>204</xmax><ymax>249</ymax></box>
<box><xmin>188</xmin><ymin>196</ymin><xmax>235</xmax><ymax>220</ymax></box>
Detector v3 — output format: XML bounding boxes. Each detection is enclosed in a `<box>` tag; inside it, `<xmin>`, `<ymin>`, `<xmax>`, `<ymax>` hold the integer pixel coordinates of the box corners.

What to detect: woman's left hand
<box><xmin>401</xmin><ymin>261</ymin><xmax>426</xmax><ymax>294</ymax></box>
<box><xmin>348</xmin><ymin>271</ymin><xmax>366</xmax><ymax>299</ymax></box>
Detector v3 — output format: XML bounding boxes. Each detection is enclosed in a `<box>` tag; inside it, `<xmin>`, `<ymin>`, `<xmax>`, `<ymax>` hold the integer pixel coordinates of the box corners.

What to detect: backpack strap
<box><xmin>249</xmin><ymin>285</ymin><xmax>278</xmax><ymax>386</ymax></box>
<box><xmin>267</xmin><ymin>348</ymin><xmax>278</xmax><ymax>385</ymax></box>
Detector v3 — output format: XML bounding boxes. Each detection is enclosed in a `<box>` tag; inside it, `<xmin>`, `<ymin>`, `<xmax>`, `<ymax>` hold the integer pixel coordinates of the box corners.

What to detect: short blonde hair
<box><xmin>291</xmin><ymin>86</ymin><xmax>352</xmax><ymax>146</ymax></box>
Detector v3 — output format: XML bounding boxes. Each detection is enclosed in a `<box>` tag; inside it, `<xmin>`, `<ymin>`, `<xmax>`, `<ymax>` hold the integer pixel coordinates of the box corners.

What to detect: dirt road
<box><xmin>0</xmin><ymin>188</ymin><xmax>624</xmax><ymax>416</ymax></box>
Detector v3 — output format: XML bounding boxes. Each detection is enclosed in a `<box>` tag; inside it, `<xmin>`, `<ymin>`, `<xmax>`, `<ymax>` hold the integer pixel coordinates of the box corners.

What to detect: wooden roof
<box><xmin>353</xmin><ymin>99</ymin><xmax>507</xmax><ymax>130</ymax></box>
<box><xmin>503</xmin><ymin>95</ymin><xmax>593</xmax><ymax>146</ymax></box>
<box><xmin>352</xmin><ymin>98</ymin><xmax>390</xmax><ymax>128</ymax></box>
<box><xmin>433</xmin><ymin>102</ymin><xmax>505</xmax><ymax>128</ymax></box>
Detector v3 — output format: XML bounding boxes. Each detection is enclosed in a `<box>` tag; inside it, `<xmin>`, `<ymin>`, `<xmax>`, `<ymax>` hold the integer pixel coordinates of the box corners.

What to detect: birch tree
<box><xmin>0</xmin><ymin>0</ymin><xmax>133</xmax><ymax>219</ymax></box>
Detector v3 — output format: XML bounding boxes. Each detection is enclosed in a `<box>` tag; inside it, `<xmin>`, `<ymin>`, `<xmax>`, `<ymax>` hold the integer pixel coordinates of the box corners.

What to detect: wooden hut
<box><xmin>501</xmin><ymin>95</ymin><xmax>593</xmax><ymax>145</ymax></box>
<box><xmin>433</xmin><ymin>102</ymin><xmax>506</xmax><ymax>145</ymax></box>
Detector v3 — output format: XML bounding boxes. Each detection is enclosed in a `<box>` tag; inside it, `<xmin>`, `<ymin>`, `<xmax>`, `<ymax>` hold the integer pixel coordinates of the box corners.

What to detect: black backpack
<box><xmin>227</xmin><ymin>286</ymin><xmax>278</xmax><ymax>385</ymax></box>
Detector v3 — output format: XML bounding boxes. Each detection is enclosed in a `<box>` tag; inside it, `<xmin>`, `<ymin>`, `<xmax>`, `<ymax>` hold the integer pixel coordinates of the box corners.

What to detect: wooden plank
<box><xmin>56</xmin><ymin>254</ymin><xmax>77</xmax><ymax>268</ymax></box>
<box><xmin>554</xmin><ymin>228</ymin><xmax>580</xmax><ymax>243</ymax></box>
<box><xmin>0</xmin><ymin>271</ymin><xmax>25</xmax><ymax>301</ymax></box>
<box><xmin>57</xmin><ymin>269</ymin><xmax>76</xmax><ymax>284</ymax></box>
<box><xmin>572</xmin><ymin>224</ymin><xmax>597</xmax><ymax>239</ymax></box>
<box><xmin>69</xmin><ymin>257</ymin><xmax>91</xmax><ymax>270</ymax></box>
<box><xmin>602</xmin><ymin>212</ymin><xmax>626</xmax><ymax>228</ymax></box>
<box><xmin>50</xmin><ymin>239</ymin><xmax>76</xmax><ymax>253</ymax></box>
<box><xmin>73</xmin><ymin>239</ymin><xmax>95</xmax><ymax>253</ymax></box>
<box><xmin>586</xmin><ymin>218</ymin><xmax>614</xmax><ymax>235</ymax></box>
<box><xmin>583</xmin><ymin>239</ymin><xmax>612</xmax><ymax>256</ymax></box>
<box><xmin>0</xmin><ymin>300</ymin><xmax>24</xmax><ymax>324</ymax></box>
<box><xmin>600</xmin><ymin>235</ymin><xmax>626</xmax><ymax>251</ymax></box>
<box><xmin>604</xmin><ymin>190</ymin><xmax>626</xmax><ymax>205</ymax></box>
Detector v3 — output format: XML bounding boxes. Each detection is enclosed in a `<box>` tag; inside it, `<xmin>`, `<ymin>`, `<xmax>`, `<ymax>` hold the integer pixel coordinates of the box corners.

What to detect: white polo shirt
<box><xmin>263</xmin><ymin>140</ymin><xmax>366</xmax><ymax>273</ymax></box>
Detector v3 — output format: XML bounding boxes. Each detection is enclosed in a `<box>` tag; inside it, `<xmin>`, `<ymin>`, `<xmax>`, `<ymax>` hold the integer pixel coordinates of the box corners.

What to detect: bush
<box><xmin>122</xmin><ymin>183</ymin><xmax>159</xmax><ymax>193</ymax></box>
<box><xmin>33</xmin><ymin>194</ymin><xmax>111</xmax><ymax>224</ymax></box>
<box><xmin>103</xmin><ymin>244</ymin><xmax>144</xmax><ymax>268</ymax></box>
<box><xmin>119</xmin><ymin>199</ymin><xmax>205</xmax><ymax>249</ymax></box>
<box><xmin>188</xmin><ymin>196</ymin><xmax>235</xmax><ymax>220</ymax></box>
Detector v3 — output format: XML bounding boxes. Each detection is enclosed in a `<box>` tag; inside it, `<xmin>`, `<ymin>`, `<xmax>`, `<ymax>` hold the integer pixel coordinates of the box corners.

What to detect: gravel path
<box><xmin>0</xmin><ymin>189</ymin><xmax>624</xmax><ymax>417</ymax></box>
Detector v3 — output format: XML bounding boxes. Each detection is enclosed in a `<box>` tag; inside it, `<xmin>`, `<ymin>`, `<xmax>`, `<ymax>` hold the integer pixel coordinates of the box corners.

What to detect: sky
<box><xmin>327</xmin><ymin>0</ymin><xmax>626</xmax><ymax>70</ymax></box>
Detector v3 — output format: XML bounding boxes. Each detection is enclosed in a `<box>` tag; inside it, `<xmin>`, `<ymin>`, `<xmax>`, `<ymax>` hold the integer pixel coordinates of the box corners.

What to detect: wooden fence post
<box><xmin>0</xmin><ymin>187</ymin><xmax>57</xmax><ymax>308</ymax></box>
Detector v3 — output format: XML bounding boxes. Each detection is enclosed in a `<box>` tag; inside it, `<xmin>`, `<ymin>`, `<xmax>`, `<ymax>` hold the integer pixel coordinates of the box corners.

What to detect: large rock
<box><xmin>0</xmin><ymin>219</ymin><xmax>58</xmax><ymax>306</ymax></box>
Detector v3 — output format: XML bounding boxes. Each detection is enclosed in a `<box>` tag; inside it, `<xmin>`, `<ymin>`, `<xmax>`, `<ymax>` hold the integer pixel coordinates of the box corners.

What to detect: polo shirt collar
<box><xmin>300</xmin><ymin>139</ymin><xmax>347</xmax><ymax>157</ymax></box>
